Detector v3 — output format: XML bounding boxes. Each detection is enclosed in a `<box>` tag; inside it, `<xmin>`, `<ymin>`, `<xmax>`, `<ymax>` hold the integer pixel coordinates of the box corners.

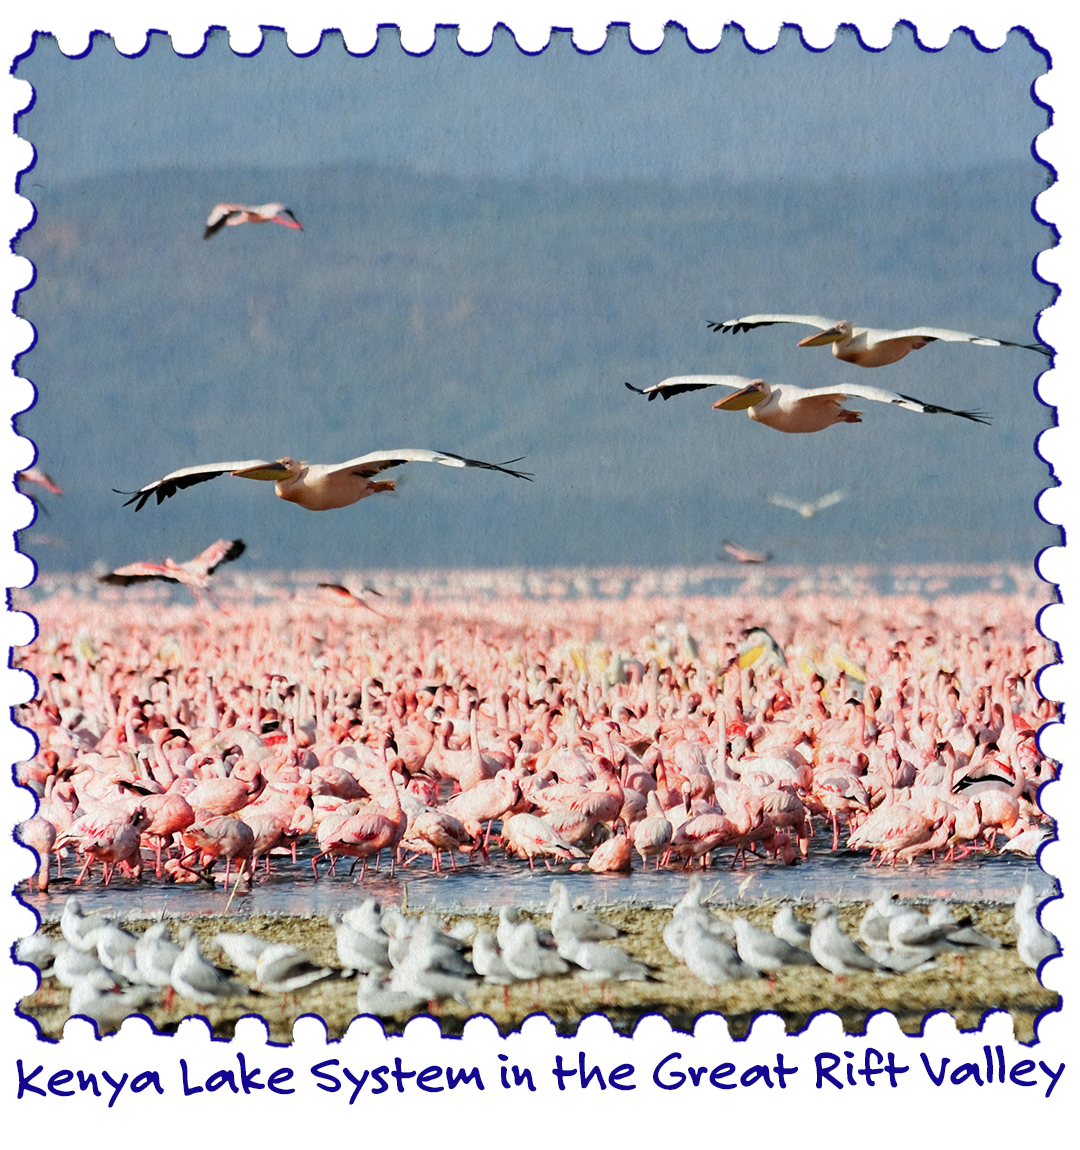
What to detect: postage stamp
<box><xmin>2</xmin><ymin>0</ymin><xmax>1073</xmax><ymax>1135</ymax></box>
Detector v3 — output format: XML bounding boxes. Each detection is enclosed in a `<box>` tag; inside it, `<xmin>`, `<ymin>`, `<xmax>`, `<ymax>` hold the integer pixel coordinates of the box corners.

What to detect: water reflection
<box><xmin>20</xmin><ymin>834</ymin><xmax>1056</xmax><ymax>923</ymax></box>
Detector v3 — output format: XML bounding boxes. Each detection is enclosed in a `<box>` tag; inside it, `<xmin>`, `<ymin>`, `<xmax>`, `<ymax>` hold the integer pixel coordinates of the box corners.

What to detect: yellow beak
<box><xmin>231</xmin><ymin>463</ymin><xmax>293</xmax><ymax>481</ymax></box>
<box><xmin>713</xmin><ymin>384</ymin><xmax>765</xmax><ymax>411</ymax></box>
<box><xmin>797</xmin><ymin>325</ymin><xmax>846</xmax><ymax>347</ymax></box>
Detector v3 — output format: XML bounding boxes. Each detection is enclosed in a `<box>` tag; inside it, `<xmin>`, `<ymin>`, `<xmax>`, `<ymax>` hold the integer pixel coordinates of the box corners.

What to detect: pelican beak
<box><xmin>713</xmin><ymin>384</ymin><xmax>765</xmax><ymax>411</ymax></box>
<box><xmin>798</xmin><ymin>325</ymin><xmax>845</xmax><ymax>347</ymax></box>
<box><xmin>231</xmin><ymin>462</ymin><xmax>293</xmax><ymax>481</ymax></box>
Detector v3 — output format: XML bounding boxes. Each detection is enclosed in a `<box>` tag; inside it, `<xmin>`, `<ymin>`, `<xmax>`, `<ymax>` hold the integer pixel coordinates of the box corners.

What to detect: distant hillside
<box><xmin>15</xmin><ymin>159</ymin><xmax>1056</xmax><ymax>573</ymax></box>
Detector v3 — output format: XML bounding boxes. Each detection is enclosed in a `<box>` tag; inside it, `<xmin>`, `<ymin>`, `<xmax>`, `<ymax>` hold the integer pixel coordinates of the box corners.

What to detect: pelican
<box><xmin>709</xmin><ymin>314</ymin><xmax>1048</xmax><ymax>367</ymax></box>
<box><xmin>98</xmin><ymin>539</ymin><xmax>245</xmax><ymax>604</ymax></box>
<box><xmin>624</xmin><ymin>376</ymin><xmax>989</xmax><ymax>433</ymax></box>
<box><xmin>119</xmin><ymin>448</ymin><xmax>531</xmax><ymax>511</ymax></box>
<box><xmin>204</xmin><ymin>202</ymin><xmax>303</xmax><ymax>240</ymax></box>
<box><xmin>767</xmin><ymin>490</ymin><xmax>846</xmax><ymax>519</ymax></box>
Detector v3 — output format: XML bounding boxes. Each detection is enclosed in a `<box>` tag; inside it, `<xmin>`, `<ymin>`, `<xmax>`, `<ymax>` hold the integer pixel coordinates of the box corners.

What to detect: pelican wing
<box><xmin>99</xmin><ymin>562</ymin><xmax>176</xmax><ymax>587</ymax></box>
<box><xmin>708</xmin><ymin>314</ymin><xmax>839</xmax><ymax>335</ymax></box>
<box><xmin>625</xmin><ymin>375</ymin><xmax>755</xmax><ymax>401</ymax></box>
<box><xmin>118</xmin><ymin>460</ymin><xmax>278</xmax><ymax>511</ymax></box>
<box><xmin>324</xmin><ymin>449</ymin><xmax>532</xmax><ymax>481</ymax></box>
<box><xmin>794</xmin><ymin>383</ymin><xmax>991</xmax><ymax>424</ymax></box>
<box><xmin>874</xmin><ymin>325</ymin><xmax>1049</xmax><ymax>355</ymax></box>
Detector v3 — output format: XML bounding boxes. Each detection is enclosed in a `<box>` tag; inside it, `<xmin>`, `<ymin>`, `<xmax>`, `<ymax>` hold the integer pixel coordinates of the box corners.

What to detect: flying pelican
<box><xmin>624</xmin><ymin>376</ymin><xmax>989</xmax><ymax>433</ymax></box>
<box><xmin>721</xmin><ymin>540</ymin><xmax>769</xmax><ymax>563</ymax></box>
<box><xmin>708</xmin><ymin>314</ymin><xmax>1048</xmax><ymax>367</ymax></box>
<box><xmin>767</xmin><ymin>490</ymin><xmax>847</xmax><ymax>519</ymax></box>
<box><xmin>98</xmin><ymin>539</ymin><xmax>246</xmax><ymax>606</ymax></box>
<box><xmin>204</xmin><ymin>202</ymin><xmax>303</xmax><ymax>240</ymax></box>
<box><xmin>119</xmin><ymin>448</ymin><xmax>532</xmax><ymax>512</ymax></box>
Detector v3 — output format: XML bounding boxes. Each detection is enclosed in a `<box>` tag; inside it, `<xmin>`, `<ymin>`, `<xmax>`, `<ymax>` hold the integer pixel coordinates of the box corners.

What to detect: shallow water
<box><xmin>20</xmin><ymin>832</ymin><xmax>1056</xmax><ymax>924</ymax></box>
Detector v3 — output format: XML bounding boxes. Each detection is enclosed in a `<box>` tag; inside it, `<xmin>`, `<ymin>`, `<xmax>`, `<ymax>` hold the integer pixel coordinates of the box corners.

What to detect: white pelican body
<box><xmin>204</xmin><ymin>202</ymin><xmax>302</xmax><ymax>239</ymax></box>
<box><xmin>710</xmin><ymin>314</ymin><xmax>1048</xmax><ymax>367</ymax></box>
<box><xmin>121</xmin><ymin>448</ymin><xmax>531</xmax><ymax>511</ymax></box>
<box><xmin>625</xmin><ymin>375</ymin><xmax>989</xmax><ymax>433</ymax></box>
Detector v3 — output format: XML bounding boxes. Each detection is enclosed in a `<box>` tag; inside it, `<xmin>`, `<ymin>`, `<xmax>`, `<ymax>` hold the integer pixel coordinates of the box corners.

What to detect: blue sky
<box><xmin>16</xmin><ymin>22</ymin><xmax>1048</xmax><ymax>186</ymax></box>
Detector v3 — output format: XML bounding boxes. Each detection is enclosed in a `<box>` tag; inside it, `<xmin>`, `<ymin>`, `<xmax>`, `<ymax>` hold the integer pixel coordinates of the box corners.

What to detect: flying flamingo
<box><xmin>721</xmin><ymin>540</ymin><xmax>768</xmax><ymax>563</ymax></box>
<box><xmin>98</xmin><ymin>539</ymin><xmax>246</xmax><ymax>607</ymax></box>
<box><xmin>204</xmin><ymin>202</ymin><xmax>302</xmax><ymax>239</ymax></box>
<box><xmin>318</xmin><ymin>582</ymin><xmax>393</xmax><ymax>618</ymax></box>
<box><xmin>625</xmin><ymin>376</ymin><xmax>989</xmax><ymax>432</ymax></box>
<box><xmin>709</xmin><ymin>314</ymin><xmax>1048</xmax><ymax>366</ymax></box>
<box><xmin>119</xmin><ymin>449</ymin><xmax>531</xmax><ymax>511</ymax></box>
<box><xmin>18</xmin><ymin>467</ymin><xmax>62</xmax><ymax>495</ymax></box>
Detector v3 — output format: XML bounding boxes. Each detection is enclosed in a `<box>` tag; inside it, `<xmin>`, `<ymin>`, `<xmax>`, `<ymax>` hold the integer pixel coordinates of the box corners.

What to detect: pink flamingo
<box><xmin>312</xmin><ymin>759</ymin><xmax>407</xmax><ymax>879</ymax></box>
<box><xmin>179</xmin><ymin>815</ymin><xmax>255</xmax><ymax>888</ymax></box>
<box><xmin>204</xmin><ymin>202</ymin><xmax>303</xmax><ymax>239</ymax></box>
<box><xmin>18</xmin><ymin>815</ymin><xmax>57</xmax><ymax>892</ymax></box>
<box><xmin>98</xmin><ymin>539</ymin><xmax>245</xmax><ymax>607</ymax></box>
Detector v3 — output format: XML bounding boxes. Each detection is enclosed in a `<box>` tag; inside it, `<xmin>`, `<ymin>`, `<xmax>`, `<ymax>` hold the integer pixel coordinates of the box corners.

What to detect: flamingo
<box><xmin>18</xmin><ymin>467</ymin><xmax>62</xmax><ymax>495</ymax></box>
<box><xmin>204</xmin><ymin>202</ymin><xmax>302</xmax><ymax>239</ymax></box>
<box><xmin>501</xmin><ymin>813</ymin><xmax>586</xmax><ymax>869</ymax></box>
<box><xmin>312</xmin><ymin>759</ymin><xmax>407</xmax><ymax>879</ymax></box>
<box><xmin>178</xmin><ymin>815</ymin><xmax>255</xmax><ymax>889</ymax></box>
<box><xmin>54</xmin><ymin>807</ymin><xmax>149</xmax><ymax>885</ymax></box>
<box><xmin>721</xmin><ymin>540</ymin><xmax>768</xmax><ymax>563</ymax></box>
<box><xmin>17</xmin><ymin>815</ymin><xmax>57</xmax><ymax>892</ymax></box>
<box><xmin>98</xmin><ymin>539</ymin><xmax>245</xmax><ymax>605</ymax></box>
<box><xmin>625</xmin><ymin>376</ymin><xmax>989</xmax><ymax>432</ymax></box>
<box><xmin>119</xmin><ymin>448</ymin><xmax>531</xmax><ymax>511</ymax></box>
<box><xmin>317</xmin><ymin>582</ymin><xmax>393</xmax><ymax>618</ymax></box>
<box><xmin>708</xmin><ymin>314</ymin><xmax>1048</xmax><ymax>366</ymax></box>
<box><xmin>632</xmin><ymin>790</ymin><xmax>673</xmax><ymax>869</ymax></box>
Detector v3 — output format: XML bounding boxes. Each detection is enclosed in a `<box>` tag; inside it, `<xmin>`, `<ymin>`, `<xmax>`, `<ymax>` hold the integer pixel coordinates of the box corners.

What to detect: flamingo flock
<box><xmin>14</xmin><ymin>584</ymin><xmax>1055</xmax><ymax>899</ymax></box>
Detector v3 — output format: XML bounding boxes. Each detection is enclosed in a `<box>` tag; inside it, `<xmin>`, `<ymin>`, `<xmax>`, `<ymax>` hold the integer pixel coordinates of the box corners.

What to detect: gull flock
<box><xmin>15</xmin><ymin>879</ymin><xmax>1054</xmax><ymax>1033</ymax></box>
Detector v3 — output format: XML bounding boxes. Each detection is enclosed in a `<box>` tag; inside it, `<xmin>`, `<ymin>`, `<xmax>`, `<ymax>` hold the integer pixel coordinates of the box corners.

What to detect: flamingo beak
<box><xmin>275</xmin><ymin>211</ymin><xmax>303</xmax><ymax>230</ymax></box>
<box><xmin>797</xmin><ymin>325</ymin><xmax>845</xmax><ymax>347</ymax></box>
<box><xmin>713</xmin><ymin>384</ymin><xmax>765</xmax><ymax>411</ymax></box>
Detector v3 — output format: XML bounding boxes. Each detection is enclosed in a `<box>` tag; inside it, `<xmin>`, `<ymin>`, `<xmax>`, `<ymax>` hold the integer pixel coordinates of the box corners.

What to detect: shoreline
<box><xmin>18</xmin><ymin>899</ymin><xmax>1059</xmax><ymax>1044</ymax></box>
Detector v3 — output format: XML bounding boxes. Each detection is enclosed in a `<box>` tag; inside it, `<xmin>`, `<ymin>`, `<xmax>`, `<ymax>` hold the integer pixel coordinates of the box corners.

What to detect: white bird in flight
<box><xmin>204</xmin><ymin>202</ymin><xmax>303</xmax><ymax>240</ymax></box>
<box><xmin>709</xmin><ymin>314</ymin><xmax>1048</xmax><ymax>368</ymax></box>
<box><xmin>767</xmin><ymin>490</ymin><xmax>847</xmax><ymax>519</ymax></box>
<box><xmin>625</xmin><ymin>375</ymin><xmax>989</xmax><ymax>433</ymax></box>
<box><xmin>119</xmin><ymin>448</ymin><xmax>531</xmax><ymax>512</ymax></box>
